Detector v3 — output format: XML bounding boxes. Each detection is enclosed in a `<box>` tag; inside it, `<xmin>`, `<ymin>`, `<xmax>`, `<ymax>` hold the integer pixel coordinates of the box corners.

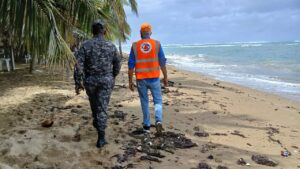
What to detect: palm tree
<box><xmin>0</xmin><ymin>0</ymin><xmax>138</xmax><ymax>73</ymax></box>
<box><xmin>107</xmin><ymin>0</ymin><xmax>138</xmax><ymax>58</ymax></box>
<box><xmin>0</xmin><ymin>0</ymin><xmax>71</xmax><ymax>73</ymax></box>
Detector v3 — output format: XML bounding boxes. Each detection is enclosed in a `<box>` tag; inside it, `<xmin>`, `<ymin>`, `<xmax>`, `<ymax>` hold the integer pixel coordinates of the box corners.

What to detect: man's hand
<box><xmin>129</xmin><ymin>82</ymin><xmax>135</xmax><ymax>91</ymax></box>
<box><xmin>163</xmin><ymin>77</ymin><xmax>168</xmax><ymax>87</ymax></box>
<box><xmin>75</xmin><ymin>84</ymin><xmax>85</xmax><ymax>95</ymax></box>
<box><xmin>128</xmin><ymin>68</ymin><xmax>134</xmax><ymax>91</ymax></box>
<box><xmin>160</xmin><ymin>66</ymin><xmax>168</xmax><ymax>87</ymax></box>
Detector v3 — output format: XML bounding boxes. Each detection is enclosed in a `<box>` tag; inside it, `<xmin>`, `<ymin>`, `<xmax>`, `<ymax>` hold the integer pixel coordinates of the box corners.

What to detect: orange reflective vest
<box><xmin>132</xmin><ymin>38</ymin><xmax>160</xmax><ymax>80</ymax></box>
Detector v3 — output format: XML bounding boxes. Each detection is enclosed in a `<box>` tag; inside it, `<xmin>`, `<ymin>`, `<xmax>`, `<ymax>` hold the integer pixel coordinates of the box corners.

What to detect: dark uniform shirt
<box><xmin>74</xmin><ymin>35</ymin><xmax>121</xmax><ymax>86</ymax></box>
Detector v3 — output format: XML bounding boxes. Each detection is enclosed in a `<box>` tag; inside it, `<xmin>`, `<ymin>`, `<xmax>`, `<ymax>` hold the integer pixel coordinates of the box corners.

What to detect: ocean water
<box><xmin>123</xmin><ymin>41</ymin><xmax>300</xmax><ymax>101</ymax></box>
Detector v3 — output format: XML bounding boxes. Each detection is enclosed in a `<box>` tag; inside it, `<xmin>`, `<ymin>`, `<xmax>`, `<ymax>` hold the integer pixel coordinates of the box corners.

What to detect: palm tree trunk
<box><xmin>29</xmin><ymin>54</ymin><xmax>36</xmax><ymax>73</ymax></box>
<box><xmin>8</xmin><ymin>36</ymin><xmax>15</xmax><ymax>71</ymax></box>
<box><xmin>10</xmin><ymin>46</ymin><xmax>15</xmax><ymax>70</ymax></box>
<box><xmin>63</xmin><ymin>26</ymin><xmax>71</xmax><ymax>80</ymax></box>
<box><xmin>118</xmin><ymin>39</ymin><xmax>123</xmax><ymax>58</ymax></box>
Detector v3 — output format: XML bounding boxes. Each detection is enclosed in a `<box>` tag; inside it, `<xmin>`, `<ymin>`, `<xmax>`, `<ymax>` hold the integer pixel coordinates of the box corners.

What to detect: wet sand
<box><xmin>0</xmin><ymin>60</ymin><xmax>300</xmax><ymax>169</ymax></box>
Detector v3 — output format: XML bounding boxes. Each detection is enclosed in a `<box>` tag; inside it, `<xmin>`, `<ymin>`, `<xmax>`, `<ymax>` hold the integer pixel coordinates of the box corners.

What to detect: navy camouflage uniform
<box><xmin>74</xmin><ymin>35</ymin><xmax>121</xmax><ymax>133</ymax></box>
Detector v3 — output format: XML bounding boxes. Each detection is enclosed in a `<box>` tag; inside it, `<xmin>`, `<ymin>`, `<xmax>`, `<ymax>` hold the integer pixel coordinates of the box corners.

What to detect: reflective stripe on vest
<box><xmin>135</xmin><ymin>67</ymin><xmax>160</xmax><ymax>73</ymax></box>
<box><xmin>136</xmin><ymin>58</ymin><xmax>158</xmax><ymax>63</ymax></box>
<box><xmin>133</xmin><ymin>39</ymin><xmax>161</xmax><ymax>79</ymax></box>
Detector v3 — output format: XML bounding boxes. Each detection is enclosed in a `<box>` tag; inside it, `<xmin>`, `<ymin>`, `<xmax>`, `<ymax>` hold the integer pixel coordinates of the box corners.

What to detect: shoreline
<box><xmin>161</xmin><ymin>41</ymin><xmax>300</xmax><ymax>103</ymax></box>
<box><xmin>167</xmin><ymin>64</ymin><xmax>300</xmax><ymax>104</ymax></box>
<box><xmin>0</xmin><ymin>62</ymin><xmax>299</xmax><ymax>169</ymax></box>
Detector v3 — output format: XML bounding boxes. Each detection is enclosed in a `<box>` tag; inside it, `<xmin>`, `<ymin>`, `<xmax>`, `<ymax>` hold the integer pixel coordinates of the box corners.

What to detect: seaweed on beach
<box><xmin>119</xmin><ymin>129</ymin><xmax>198</xmax><ymax>164</ymax></box>
<box><xmin>191</xmin><ymin>162</ymin><xmax>212</xmax><ymax>169</ymax></box>
<box><xmin>252</xmin><ymin>154</ymin><xmax>278</xmax><ymax>167</ymax></box>
<box><xmin>161</xmin><ymin>131</ymin><xmax>198</xmax><ymax>149</ymax></box>
<box><xmin>111</xmin><ymin>110</ymin><xmax>127</xmax><ymax>120</ymax></box>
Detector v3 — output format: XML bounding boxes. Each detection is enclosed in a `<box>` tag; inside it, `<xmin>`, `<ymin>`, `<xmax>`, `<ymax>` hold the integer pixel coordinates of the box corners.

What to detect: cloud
<box><xmin>125</xmin><ymin>0</ymin><xmax>300</xmax><ymax>44</ymax></box>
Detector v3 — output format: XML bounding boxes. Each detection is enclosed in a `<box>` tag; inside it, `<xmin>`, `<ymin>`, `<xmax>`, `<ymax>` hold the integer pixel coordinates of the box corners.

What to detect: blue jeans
<box><xmin>137</xmin><ymin>79</ymin><xmax>163</xmax><ymax>127</ymax></box>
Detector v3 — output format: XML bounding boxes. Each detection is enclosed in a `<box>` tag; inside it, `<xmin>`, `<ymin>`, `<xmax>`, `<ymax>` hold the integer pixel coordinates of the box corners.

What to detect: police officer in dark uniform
<box><xmin>74</xmin><ymin>20</ymin><xmax>121</xmax><ymax>148</ymax></box>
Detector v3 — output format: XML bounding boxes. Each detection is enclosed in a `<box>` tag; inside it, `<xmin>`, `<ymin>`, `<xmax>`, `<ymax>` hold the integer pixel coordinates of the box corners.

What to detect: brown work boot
<box><xmin>155</xmin><ymin>122</ymin><xmax>163</xmax><ymax>136</ymax></box>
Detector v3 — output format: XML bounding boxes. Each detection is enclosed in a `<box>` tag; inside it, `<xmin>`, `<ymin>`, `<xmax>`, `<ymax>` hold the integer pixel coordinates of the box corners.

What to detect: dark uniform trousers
<box><xmin>85</xmin><ymin>76</ymin><xmax>114</xmax><ymax>132</ymax></box>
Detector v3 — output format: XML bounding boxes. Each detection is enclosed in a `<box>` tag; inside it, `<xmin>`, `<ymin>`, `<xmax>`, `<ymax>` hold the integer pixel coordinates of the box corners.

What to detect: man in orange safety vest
<box><xmin>128</xmin><ymin>23</ymin><xmax>168</xmax><ymax>136</ymax></box>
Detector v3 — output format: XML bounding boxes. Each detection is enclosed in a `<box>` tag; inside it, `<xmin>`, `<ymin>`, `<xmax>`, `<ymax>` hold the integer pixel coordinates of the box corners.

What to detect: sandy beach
<box><xmin>0</xmin><ymin>58</ymin><xmax>300</xmax><ymax>169</ymax></box>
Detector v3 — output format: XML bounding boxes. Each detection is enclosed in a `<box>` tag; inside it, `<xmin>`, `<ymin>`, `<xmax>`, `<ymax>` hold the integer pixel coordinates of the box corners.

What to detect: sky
<box><xmin>125</xmin><ymin>0</ymin><xmax>300</xmax><ymax>44</ymax></box>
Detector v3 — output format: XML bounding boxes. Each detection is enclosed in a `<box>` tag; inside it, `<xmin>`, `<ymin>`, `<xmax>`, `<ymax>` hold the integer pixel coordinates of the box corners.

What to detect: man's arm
<box><xmin>158</xmin><ymin>43</ymin><xmax>168</xmax><ymax>87</ymax></box>
<box><xmin>74</xmin><ymin>45</ymin><xmax>85</xmax><ymax>94</ymax></box>
<box><xmin>161</xmin><ymin>65</ymin><xmax>168</xmax><ymax>87</ymax></box>
<box><xmin>112</xmin><ymin>46</ymin><xmax>121</xmax><ymax>78</ymax></box>
<box><xmin>128</xmin><ymin>47</ymin><xmax>136</xmax><ymax>91</ymax></box>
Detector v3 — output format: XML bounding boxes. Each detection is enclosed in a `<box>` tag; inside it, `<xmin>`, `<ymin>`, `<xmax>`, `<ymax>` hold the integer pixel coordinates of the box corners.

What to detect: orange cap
<box><xmin>140</xmin><ymin>23</ymin><xmax>152</xmax><ymax>33</ymax></box>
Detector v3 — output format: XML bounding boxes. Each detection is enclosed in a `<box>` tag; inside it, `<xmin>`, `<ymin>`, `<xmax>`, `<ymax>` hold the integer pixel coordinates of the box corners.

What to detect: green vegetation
<box><xmin>0</xmin><ymin>0</ymin><xmax>138</xmax><ymax>73</ymax></box>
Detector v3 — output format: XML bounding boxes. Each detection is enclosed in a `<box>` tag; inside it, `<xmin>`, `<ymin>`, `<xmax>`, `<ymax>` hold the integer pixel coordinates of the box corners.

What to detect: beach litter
<box><xmin>237</xmin><ymin>158</ymin><xmax>250</xmax><ymax>166</ymax></box>
<box><xmin>111</xmin><ymin>165</ymin><xmax>125</xmax><ymax>169</ymax></box>
<box><xmin>168</xmin><ymin>80</ymin><xmax>175</xmax><ymax>87</ymax></box>
<box><xmin>230</xmin><ymin>130</ymin><xmax>246</xmax><ymax>138</ymax></box>
<box><xmin>266</xmin><ymin>127</ymin><xmax>280</xmax><ymax>135</ymax></box>
<box><xmin>41</xmin><ymin>119</ymin><xmax>54</xmax><ymax>128</ymax></box>
<box><xmin>72</xmin><ymin>133</ymin><xmax>81</xmax><ymax>142</ymax></box>
<box><xmin>194</xmin><ymin>131</ymin><xmax>209</xmax><ymax>137</ymax></box>
<box><xmin>114</xmin><ymin>104</ymin><xmax>124</xmax><ymax>108</ymax></box>
<box><xmin>130</xmin><ymin>129</ymin><xmax>197</xmax><ymax>149</ymax></box>
<box><xmin>207</xmin><ymin>154</ymin><xmax>214</xmax><ymax>160</ymax></box>
<box><xmin>111</xmin><ymin>140</ymin><xmax>138</xmax><ymax>163</ymax></box>
<box><xmin>111</xmin><ymin>110</ymin><xmax>127</xmax><ymax>120</ymax></box>
<box><xmin>112</xmin><ymin>132</ymin><xmax>182</xmax><ymax>165</ymax></box>
<box><xmin>193</xmin><ymin>126</ymin><xmax>200</xmax><ymax>131</ymax></box>
<box><xmin>217</xmin><ymin>165</ymin><xmax>228</xmax><ymax>169</ymax></box>
<box><xmin>200</xmin><ymin>143</ymin><xmax>218</xmax><ymax>153</ymax></box>
<box><xmin>191</xmin><ymin>162</ymin><xmax>212</xmax><ymax>169</ymax></box>
<box><xmin>162</xmin><ymin>131</ymin><xmax>197</xmax><ymax>148</ymax></box>
<box><xmin>213</xmin><ymin>133</ymin><xmax>228</xmax><ymax>136</ymax></box>
<box><xmin>71</xmin><ymin>108</ymin><xmax>81</xmax><ymax>114</ymax></box>
<box><xmin>251</xmin><ymin>154</ymin><xmax>278</xmax><ymax>167</ymax></box>
<box><xmin>118</xmin><ymin>130</ymin><xmax>197</xmax><ymax>165</ymax></box>
<box><xmin>140</xmin><ymin>155</ymin><xmax>161</xmax><ymax>162</ymax></box>
<box><xmin>130</xmin><ymin>128</ymin><xmax>145</xmax><ymax>137</ymax></box>
<box><xmin>281</xmin><ymin>150</ymin><xmax>291</xmax><ymax>157</ymax></box>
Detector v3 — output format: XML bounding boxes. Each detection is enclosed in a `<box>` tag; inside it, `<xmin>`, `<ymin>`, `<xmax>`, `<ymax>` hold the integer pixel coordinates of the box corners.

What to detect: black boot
<box><xmin>96</xmin><ymin>130</ymin><xmax>108</xmax><ymax>148</ymax></box>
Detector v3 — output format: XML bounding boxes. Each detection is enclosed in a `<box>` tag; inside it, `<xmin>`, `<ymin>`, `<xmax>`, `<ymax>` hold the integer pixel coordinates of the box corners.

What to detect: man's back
<box><xmin>78</xmin><ymin>37</ymin><xmax>120</xmax><ymax>77</ymax></box>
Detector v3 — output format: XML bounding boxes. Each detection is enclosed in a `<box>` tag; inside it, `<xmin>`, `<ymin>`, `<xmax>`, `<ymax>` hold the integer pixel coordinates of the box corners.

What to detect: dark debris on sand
<box><xmin>112</xmin><ymin>129</ymin><xmax>197</xmax><ymax>165</ymax></box>
<box><xmin>160</xmin><ymin>80</ymin><xmax>175</xmax><ymax>87</ymax></box>
<box><xmin>237</xmin><ymin>158</ymin><xmax>248</xmax><ymax>166</ymax></box>
<box><xmin>111</xmin><ymin>140</ymin><xmax>138</xmax><ymax>163</ymax></box>
<box><xmin>110</xmin><ymin>109</ymin><xmax>197</xmax><ymax>167</ymax></box>
<box><xmin>216</xmin><ymin>165</ymin><xmax>228</xmax><ymax>169</ymax></box>
<box><xmin>251</xmin><ymin>154</ymin><xmax>278</xmax><ymax>167</ymax></box>
<box><xmin>41</xmin><ymin>119</ymin><xmax>54</xmax><ymax>128</ymax></box>
<box><xmin>130</xmin><ymin>129</ymin><xmax>197</xmax><ymax>150</ymax></box>
<box><xmin>194</xmin><ymin>131</ymin><xmax>209</xmax><ymax>137</ymax></box>
<box><xmin>111</xmin><ymin>165</ymin><xmax>125</xmax><ymax>169</ymax></box>
<box><xmin>191</xmin><ymin>162</ymin><xmax>212</xmax><ymax>169</ymax></box>
<box><xmin>200</xmin><ymin>143</ymin><xmax>218</xmax><ymax>153</ymax></box>
<box><xmin>230</xmin><ymin>130</ymin><xmax>246</xmax><ymax>138</ymax></box>
<box><xmin>157</xmin><ymin>131</ymin><xmax>198</xmax><ymax>149</ymax></box>
<box><xmin>110</xmin><ymin>110</ymin><xmax>127</xmax><ymax>120</ymax></box>
<box><xmin>140</xmin><ymin>155</ymin><xmax>161</xmax><ymax>163</ymax></box>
